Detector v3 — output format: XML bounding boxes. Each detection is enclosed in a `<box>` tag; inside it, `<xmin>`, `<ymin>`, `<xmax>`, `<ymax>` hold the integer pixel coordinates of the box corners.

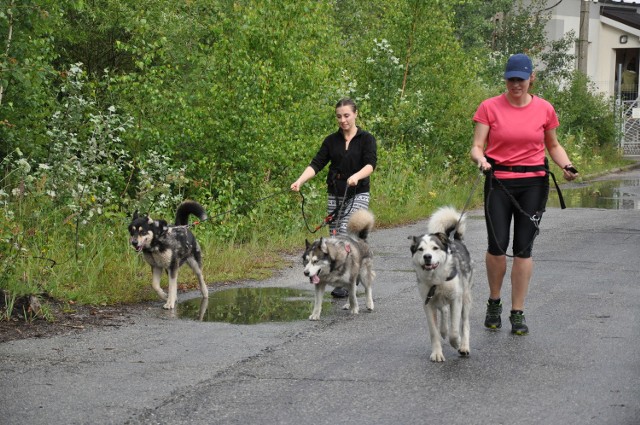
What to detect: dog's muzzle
<box><xmin>422</xmin><ymin>255</ymin><xmax>439</xmax><ymax>271</ymax></box>
<box><xmin>304</xmin><ymin>270</ymin><xmax>321</xmax><ymax>285</ymax></box>
<box><xmin>130</xmin><ymin>238</ymin><xmax>143</xmax><ymax>252</ymax></box>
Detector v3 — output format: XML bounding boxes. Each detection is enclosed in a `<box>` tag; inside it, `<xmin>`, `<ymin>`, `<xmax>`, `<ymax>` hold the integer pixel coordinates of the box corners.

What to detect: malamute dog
<box><xmin>302</xmin><ymin>209</ymin><xmax>375</xmax><ymax>321</ymax></box>
<box><xmin>409</xmin><ymin>206</ymin><xmax>473</xmax><ymax>362</ymax></box>
<box><xmin>128</xmin><ymin>200</ymin><xmax>208</xmax><ymax>309</ymax></box>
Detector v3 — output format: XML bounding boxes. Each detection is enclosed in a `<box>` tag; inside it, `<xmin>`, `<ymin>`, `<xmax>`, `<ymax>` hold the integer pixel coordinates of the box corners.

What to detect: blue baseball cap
<box><xmin>504</xmin><ymin>53</ymin><xmax>533</xmax><ymax>80</ymax></box>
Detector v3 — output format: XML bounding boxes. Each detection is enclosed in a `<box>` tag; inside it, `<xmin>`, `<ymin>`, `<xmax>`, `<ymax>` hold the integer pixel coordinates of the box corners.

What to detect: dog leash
<box><xmin>299</xmin><ymin>188</ymin><xmax>338</xmax><ymax>233</ymax></box>
<box><xmin>484</xmin><ymin>169</ymin><xmax>541</xmax><ymax>258</ymax></box>
<box><xmin>424</xmin><ymin>267</ymin><xmax>458</xmax><ymax>305</ymax></box>
<box><xmin>331</xmin><ymin>185</ymin><xmax>355</xmax><ymax>236</ymax></box>
<box><xmin>456</xmin><ymin>172</ymin><xmax>484</xmax><ymax>229</ymax></box>
<box><xmin>299</xmin><ymin>184</ymin><xmax>354</xmax><ymax>234</ymax></box>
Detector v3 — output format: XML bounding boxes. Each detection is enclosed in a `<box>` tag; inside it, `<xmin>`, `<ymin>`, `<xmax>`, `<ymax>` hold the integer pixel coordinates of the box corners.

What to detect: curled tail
<box><xmin>175</xmin><ymin>200</ymin><xmax>207</xmax><ymax>225</ymax></box>
<box><xmin>427</xmin><ymin>206</ymin><xmax>465</xmax><ymax>240</ymax></box>
<box><xmin>346</xmin><ymin>209</ymin><xmax>375</xmax><ymax>240</ymax></box>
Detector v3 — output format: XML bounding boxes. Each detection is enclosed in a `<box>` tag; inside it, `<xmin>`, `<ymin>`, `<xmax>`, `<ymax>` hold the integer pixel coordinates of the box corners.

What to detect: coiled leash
<box><xmin>299</xmin><ymin>188</ymin><xmax>337</xmax><ymax>233</ymax></box>
<box><xmin>483</xmin><ymin>157</ymin><xmax>566</xmax><ymax>258</ymax></box>
<box><xmin>299</xmin><ymin>184</ymin><xmax>354</xmax><ymax>234</ymax></box>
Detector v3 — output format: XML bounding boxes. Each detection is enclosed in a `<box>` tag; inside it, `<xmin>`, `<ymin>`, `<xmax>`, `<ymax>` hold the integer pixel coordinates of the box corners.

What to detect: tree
<box><xmin>0</xmin><ymin>0</ymin><xmax>63</xmax><ymax>158</ymax></box>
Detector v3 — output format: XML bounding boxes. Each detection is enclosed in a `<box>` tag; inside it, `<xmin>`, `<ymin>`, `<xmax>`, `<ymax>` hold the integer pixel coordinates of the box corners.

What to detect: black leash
<box><xmin>299</xmin><ymin>188</ymin><xmax>337</xmax><ymax>233</ymax></box>
<box><xmin>299</xmin><ymin>184</ymin><xmax>354</xmax><ymax>234</ymax></box>
<box><xmin>331</xmin><ymin>185</ymin><xmax>356</xmax><ymax>236</ymax></box>
<box><xmin>455</xmin><ymin>172</ymin><xmax>484</xmax><ymax>230</ymax></box>
<box><xmin>481</xmin><ymin>156</ymin><xmax>568</xmax><ymax>258</ymax></box>
<box><xmin>484</xmin><ymin>170</ymin><xmax>541</xmax><ymax>258</ymax></box>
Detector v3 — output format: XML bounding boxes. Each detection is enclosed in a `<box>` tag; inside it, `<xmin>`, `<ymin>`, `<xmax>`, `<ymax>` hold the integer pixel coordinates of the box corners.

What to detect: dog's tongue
<box><xmin>310</xmin><ymin>275</ymin><xmax>320</xmax><ymax>285</ymax></box>
<box><xmin>423</xmin><ymin>262</ymin><xmax>439</xmax><ymax>271</ymax></box>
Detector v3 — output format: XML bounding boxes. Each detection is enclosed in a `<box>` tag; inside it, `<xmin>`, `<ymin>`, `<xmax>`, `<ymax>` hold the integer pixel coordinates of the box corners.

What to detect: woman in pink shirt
<box><xmin>470</xmin><ymin>53</ymin><xmax>578</xmax><ymax>335</ymax></box>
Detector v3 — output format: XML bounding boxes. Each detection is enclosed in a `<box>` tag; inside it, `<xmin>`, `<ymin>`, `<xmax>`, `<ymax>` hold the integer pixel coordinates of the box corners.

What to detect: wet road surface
<box><xmin>1</xmin><ymin>165</ymin><xmax>639</xmax><ymax>425</ymax></box>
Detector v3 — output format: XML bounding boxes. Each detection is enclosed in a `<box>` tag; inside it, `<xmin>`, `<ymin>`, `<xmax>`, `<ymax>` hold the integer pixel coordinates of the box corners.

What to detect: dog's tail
<box><xmin>427</xmin><ymin>206</ymin><xmax>465</xmax><ymax>240</ymax></box>
<box><xmin>175</xmin><ymin>200</ymin><xmax>207</xmax><ymax>225</ymax></box>
<box><xmin>346</xmin><ymin>209</ymin><xmax>375</xmax><ymax>240</ymax></box>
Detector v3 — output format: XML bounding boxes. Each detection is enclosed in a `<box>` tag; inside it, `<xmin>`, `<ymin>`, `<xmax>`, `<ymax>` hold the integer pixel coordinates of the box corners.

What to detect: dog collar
<box><xmin>425</xmin><ymin>268</ymin><xmax>457</xmax><ymax>305</ymax></box>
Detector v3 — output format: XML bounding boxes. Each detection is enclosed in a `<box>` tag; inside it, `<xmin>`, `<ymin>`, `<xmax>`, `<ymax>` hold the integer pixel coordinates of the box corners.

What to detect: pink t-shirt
<box><xmin>473</xmin><ymin>93</ymin><xmax>559</xmax><ymax>179</ymax></box>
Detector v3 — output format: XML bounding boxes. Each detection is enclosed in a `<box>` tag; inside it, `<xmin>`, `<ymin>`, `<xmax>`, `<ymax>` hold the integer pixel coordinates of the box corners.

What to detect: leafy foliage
<box><xmin>0</xmin><ymin>0</ymin><xmax>625</xmax><ymax>309</ymax></box>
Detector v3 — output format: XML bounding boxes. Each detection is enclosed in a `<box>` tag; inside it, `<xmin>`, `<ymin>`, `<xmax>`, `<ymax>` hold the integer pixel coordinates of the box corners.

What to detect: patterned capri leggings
<box><xmin>327</xmin><ymin>192</ymin><xmax>370</xmax><ymax>236</ymax></box>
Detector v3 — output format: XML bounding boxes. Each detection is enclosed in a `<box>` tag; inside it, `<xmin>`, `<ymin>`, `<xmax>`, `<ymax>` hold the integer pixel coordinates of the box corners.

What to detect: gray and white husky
<box><xmin>302</xmin><ymin>209</ymin><xmax>375</xmax><ymax>321</ymax></box>
<box><xmin>128</xmin><ymin>200</ymin><xmax>208</xmax><ymax>309</ymax></box>
<box><xmin>409</xmin><ymin>206</ymin><xmax>473</xmax><ymax>362</ymax></box>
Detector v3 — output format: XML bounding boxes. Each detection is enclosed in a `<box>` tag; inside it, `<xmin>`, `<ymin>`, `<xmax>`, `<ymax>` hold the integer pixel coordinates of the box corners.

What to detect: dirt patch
<box><xmin>0</xmin><ymin>295</ymin><xmax>146</xmax><ymax>343</ymax></box>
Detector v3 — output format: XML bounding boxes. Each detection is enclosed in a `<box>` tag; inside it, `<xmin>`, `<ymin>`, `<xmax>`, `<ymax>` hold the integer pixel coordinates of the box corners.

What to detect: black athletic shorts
<box><xmin>483</xmin><ymin>176</ymin><xmax>549</xmax><ymax>258</ymax></box>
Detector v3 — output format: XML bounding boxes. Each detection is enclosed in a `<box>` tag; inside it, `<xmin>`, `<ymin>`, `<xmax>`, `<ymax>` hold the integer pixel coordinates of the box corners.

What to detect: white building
<box><xmin>544</xmin><ymin>0</ymin><xmax>640</xmax><ymax>154</ymax></box>
<box><xmin>545</xmin><ymin>0</ymin><xmax>640</xmax><ymax>98</ymax></box>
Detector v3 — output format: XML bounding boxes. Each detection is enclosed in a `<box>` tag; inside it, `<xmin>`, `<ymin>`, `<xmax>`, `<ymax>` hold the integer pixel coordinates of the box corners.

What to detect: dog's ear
<box><xmin>154</xmin><ymin>219</ymin><xmax>169</xmax><ymax>234</ymax></box>
<box><xmin>319</xmin><ymin>237</ymin><xmax>328</xmax><ymax>254</ymax></box>
<box><xmin>408</xmin><ymin>235</ymin><xmax>422</xmax><ymax>255</ymax></box>
<box><xmin>434</xmin><ymin>232</ymin><xmax>451</xmax><ymax>251</ymax></box>
<box><xmin>132</xmin><ymin>210</ymin><xmax>139</xmax><ymax>220</ymax></box>
<box><xmin>305</xmin><ymin>239</ymin><xmax>311</xmax><ymax>250</ymax></box>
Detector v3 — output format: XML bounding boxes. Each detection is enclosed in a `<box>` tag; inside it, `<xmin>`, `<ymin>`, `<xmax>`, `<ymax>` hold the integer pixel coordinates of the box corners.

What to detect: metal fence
<box><xmin>621</xmin><ymin>98</ymin><xmax>640</xmax><ymax>156</ymax></box>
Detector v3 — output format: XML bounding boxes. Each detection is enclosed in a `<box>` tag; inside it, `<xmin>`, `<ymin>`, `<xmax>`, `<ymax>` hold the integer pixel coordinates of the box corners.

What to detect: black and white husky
<box><xmin>302</xmin><ymin>209</ymin><xmax>376</xmax><ymax>321</ymax></box>
<box><xmin>128</xmin><ymin>200</ymin><xmax>208</xmax><ymax>309</ymax></box>
<box><xmin>409</xmin><ymin>207</ymin><xmax>473</xmax><ymax>362</ymax></box>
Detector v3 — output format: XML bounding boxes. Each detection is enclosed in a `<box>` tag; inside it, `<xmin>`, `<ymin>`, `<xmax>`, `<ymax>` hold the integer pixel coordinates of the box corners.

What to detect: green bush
<box><xmin>0</xmin><ymin>0</ymin><xmax>627</xmax><ymax>314</ymax></box>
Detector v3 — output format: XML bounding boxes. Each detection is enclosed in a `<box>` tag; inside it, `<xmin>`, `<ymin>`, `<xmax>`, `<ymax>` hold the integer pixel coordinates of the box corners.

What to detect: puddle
<box><xmin>177</xmin><ymin>287</ymin><xmax>330</xmax><ymax>324</ymax></box>
<box><xmin>548</xmin><ymin>179</ymin><xmax>640</xmax><ymax>209</ymax></box>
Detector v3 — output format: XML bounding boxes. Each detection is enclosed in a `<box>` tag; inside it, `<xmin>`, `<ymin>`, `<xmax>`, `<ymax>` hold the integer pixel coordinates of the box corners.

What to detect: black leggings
<box><xmin>484</xmin><ymin>176</ymin><xmax>548</xmax><ymax>258</ymax></box>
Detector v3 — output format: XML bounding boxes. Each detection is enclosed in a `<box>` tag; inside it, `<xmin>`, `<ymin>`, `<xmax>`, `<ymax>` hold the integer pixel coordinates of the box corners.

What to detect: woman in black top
<box><xmin>291</xmin><ymin>98</ymin><xmax>377</xmax><ymax>297</ymax></box>
<box><xmin>291</xmin><ymin>98</ymin><xmax>377</xmax><ymax>235</ymax></box>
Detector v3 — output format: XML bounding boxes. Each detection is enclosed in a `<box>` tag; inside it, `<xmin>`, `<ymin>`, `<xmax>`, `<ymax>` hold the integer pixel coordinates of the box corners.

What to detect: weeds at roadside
<box><xmin>0</xmin><ymin>149</ymin><xmax>634</xmax><ymax>310</ymax></box>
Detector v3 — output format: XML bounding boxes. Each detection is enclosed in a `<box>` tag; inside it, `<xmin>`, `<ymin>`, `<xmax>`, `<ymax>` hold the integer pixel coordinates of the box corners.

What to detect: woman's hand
<box><xmin>562</xmin><ymin>164</ymin><xmax>578</xmax><ymax>181</ymax></box>
<box><xmin>477</xmin><ymin>157</ymin><xmax>491</xmax><ymax>173</ymax></box>
<box><xmin>347</xmin><ymin>176</ymin><xmax>359</xmax><ymax>187</ymax></box>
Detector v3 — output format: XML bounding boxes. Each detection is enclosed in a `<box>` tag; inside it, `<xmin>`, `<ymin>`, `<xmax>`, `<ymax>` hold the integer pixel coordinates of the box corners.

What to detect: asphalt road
<box><xmin>2</xmin><ymin>166</ymin><xmax>640</xmax><ymax>425</ymax></box>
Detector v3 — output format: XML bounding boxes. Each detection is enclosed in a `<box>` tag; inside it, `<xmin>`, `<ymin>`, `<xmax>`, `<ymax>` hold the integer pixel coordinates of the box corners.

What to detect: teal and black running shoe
<box><xmin>509</xmin><ymin>311</ymin><xmax>529</xmax><ymax>335</ymax></box>
<box><xmin>484</xmin><ymin>300</ymin><xmax>502</xmax><ymax>329</ymax></box>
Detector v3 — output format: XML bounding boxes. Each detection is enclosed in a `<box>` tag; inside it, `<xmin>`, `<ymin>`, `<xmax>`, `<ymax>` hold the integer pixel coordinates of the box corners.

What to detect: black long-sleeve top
<box><xmin>309</xmin><ymin>127</ymin><xmax>377</xmax><ymax>196</ymax></box>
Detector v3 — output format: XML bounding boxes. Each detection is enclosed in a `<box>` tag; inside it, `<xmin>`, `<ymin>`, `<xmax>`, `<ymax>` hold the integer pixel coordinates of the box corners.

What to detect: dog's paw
<box><xmin>430</xmin><ymin>351</ymin><xmax>446</xmax><ymax>362</ymax></box>
<box><xmin>309</xmin><ymin>314</ymin><xmax>320</xmax><ymax>321</ymax></box>
<box><xmin>342</xmin><ymin>303</ymin><xmax>359</xmax><ymax>314</ymax></box>
<box><xmin>458</xmin><ymin>348</ymin><xmax>470</xmax><ymax>357</ymax></box>
<box><xmin>449</xmin><ymin>336</ymin><xmax>461</xmax><ymax>350</ymax></box>
<box><xmin>163</xmin><ymin>302</ymin><xmax>175</xmax><ymax>310</ymax></box>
